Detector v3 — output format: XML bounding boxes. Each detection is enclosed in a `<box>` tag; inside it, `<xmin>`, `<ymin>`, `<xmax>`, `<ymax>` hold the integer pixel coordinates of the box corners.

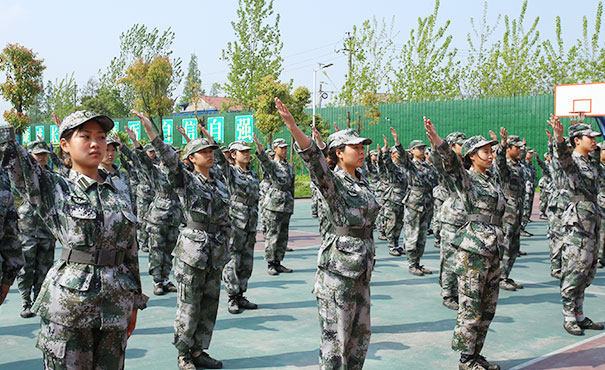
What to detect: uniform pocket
<box><xmin>36</xmin><ymin>334</ymin><xmax>66</xmax><ymax>360</ymax></box>
<box><xmin>117</xmin><ymin>273</ymin><xmax>138</xmax><ymax>292</ymax></box>
<box><xmin>56</xmin><ymin>266</ymin><xmax>93</xmax><ymax>291</ymax></box>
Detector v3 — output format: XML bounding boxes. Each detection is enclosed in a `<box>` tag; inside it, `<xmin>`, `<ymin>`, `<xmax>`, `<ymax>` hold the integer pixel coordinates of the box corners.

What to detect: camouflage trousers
<box><xmin>173</xmin><ymin>258</ymin><xmax>222</xmax><ymax>353</ymax></box>
<box><xmin>383</xmin><ymin>202</ymin><xmax>405</xmax><ymax>249</ymax></box>
<box><xmin>404</xmin><ymin>205</ymin><xmax>432</xmax><ymax>266</ymax></box>
<box><xmin>17</xmin><ymin>235</ymin><xmax>55</xmax><ymax>305</ymax></box>
<box><xmin>315</xmin><ymin>269</ymin><xmax>371</xmax><ymax>370</ymax></box>
<box><xmin>147</xmin><ymin>222</ymin><xmax>179</xmax><ymax>284</ymax></box>
<box><xmin>452</xmin><ymin>249</ymin><xmax>500</xmax><ymax>355</ymax></box>
<box><xmin>600</xmin><ymin>215</ymin><xmax>605</xmax><ymax>261</ymax></box>
<box><xmin>311</xmin><ymin>184</ymin><xmax>319</xmax><ymax>217</ymax></box>
<box><xmin>223</xmin><ymin>226</ymin><xmax>256</xmax><ymax>296</ymax></box>
<box><xmin>376</xmin><ymin>205</ymin><xmax>386</xmax><ymax>237</ymax></box>
<box><xmin>37</xmin><ymin>317</ymin><xmax>128</xmax><ymax>370</ymax></box>
<box><xmin>136</xmin><ymin>197</ymin><xmax>153</xmax><ymax>251</ymax></box>
<box><xmin>264</xmin><ymin>210</ymin><xmax>292</xmax><ymax>263</ymax></box>
<box><xmin>521</xmin><ymin>183</ymin><xmax>535</xmax><ymax>228</ymax></box>
<box><xmin>439</xmin><ymin>223</ymin><xmax>459</xmax><ymax>298</ymax></box>
<box><xmin>560</xmin><ymin>230</ymin><xmax>598</xmax><ymax>318</ymax></box>
<box><xmin>499</xmin><ymin>220</ymin><xmax>521</xmax><ymax>280</ymax></box>
<box><xmin>539</xmin><ymin>191</ymin><xmax>550</xmax><ymax>217</ymax></box>
<box><xmin>548</xmin><ymin>207</ymin><xmax>565</xmax><ymax>275</ymax></box>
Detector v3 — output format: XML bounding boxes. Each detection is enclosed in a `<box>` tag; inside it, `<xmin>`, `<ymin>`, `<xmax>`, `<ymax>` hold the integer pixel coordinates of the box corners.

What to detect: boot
<box><xmin>192</xmin><ymin>351</ymin><xmax>223</xmax><ymax>369</ymax></box>
<box><xmin>442</xmin><ymin>297</ymin><xmax>459</xmax><ymax>310</ymax></box>
<box><xmin>275</xmin><ymin>263</ymin><xmax>293</xmax><ymax>273</ymax></box>
<box><xmin>475</xmin><ymin>355</ymin><xmax>500</xmax><ymax>370</ymax></box>
<box><xmin>238</xmin><ymin>295</ymin><xmax>258</xmax><ymax>310</ymax></box>
<box><xmin>177</xmin><ymin>354</ymin><xmax>196</xmax><ymax>370</ymax></box>
<box><xmin>153</xmin><ymin>283</ymin><xmax>166</xmax><ymax>296</ymax></box>
<box><xmin>389</xmin><ymin>248</ymin><xmax>401</xmax><ymax>257</ymax></box>
<box><xmin>228</xmin><ymin>296</ymin><xmax>241</xmax><ymax>314</ymax></box>
<box><xmin>509</xmin><ymin>279</ymin><xmax>523</xmax><ymax>289</ymax></box>
<box><xmin>563</xmin><ymin>320</ymin><xmax>583</xmax><ymax>335</ymax></box>
<box><xmin>419</xmin><ymin>265</ymin><xmax>432</xmax><ymax>274</ymax></box>
<box><xmin>459</xmin><ymin>356</ymin><xmax>485</xmax><ymax>370</ymax></box>
<box><xmin>578</xmin><ymin>317</ymin><xmax>604</xmax><ymax>330</ymax></box>
<box><xmin>164</xmin><ymin>281</ymin><xmax>178</xmax><ymax>293</ymax></box>
<box><xmin>520</xmin><ymin>230</ymin><xmax>533</xmax><ymax>237</ymax></box>
<box><xmin>408</xmin><ymin>264</ymin><xmax>424</xmax><ymax>276</ymax></box>
<box><xmin>499</xmin><ymin>279</ymin><xmax>516</xmax><ymax>291</ymax></box>
<box><xmin>267</xmin><ymin>263</ymin><xmax>279</xmax><ymax>276</ymax></box>
<box><xmin>20</xmin><ymin>302</ymin><xmax>35</xmax><ymax>319</ymax></box>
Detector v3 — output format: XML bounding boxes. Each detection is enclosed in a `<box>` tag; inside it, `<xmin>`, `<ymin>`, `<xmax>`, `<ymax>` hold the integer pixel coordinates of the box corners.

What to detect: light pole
<box><xmin>313</xmin><ymin>63</ymin><xmax>333</xmax><ymax>127</ymax></box>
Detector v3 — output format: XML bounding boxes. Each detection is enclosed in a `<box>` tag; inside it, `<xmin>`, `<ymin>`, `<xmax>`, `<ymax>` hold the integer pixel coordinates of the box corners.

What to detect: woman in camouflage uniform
<box><xmin>425</xmin><ymin>118</ymin><xmax>505</xmax><ymax>370</ymax></box>
<box><xmin>275</xmin><ymin>98</ymin><xmax>378</xmax><ymax>370</ymax></box>
<box><xmin>0</xmin><ymin>111</ymin><xmax>147</xmax><ymax>370</ymax></box>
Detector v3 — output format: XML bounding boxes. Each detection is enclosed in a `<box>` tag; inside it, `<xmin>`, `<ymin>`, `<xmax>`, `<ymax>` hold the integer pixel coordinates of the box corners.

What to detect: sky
<box><xmin>0</xmin><ymin>0</ymin><xmax>602</xmax><ymax>122</ymax></box>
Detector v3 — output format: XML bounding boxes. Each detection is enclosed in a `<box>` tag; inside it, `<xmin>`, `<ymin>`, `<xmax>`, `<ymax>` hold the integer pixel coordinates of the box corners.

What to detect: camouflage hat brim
<box><xmin>183</xmin><ymin>140</ymin><xmax>219</xmax><ymax>158</ymax></box>
<box><xmin>59</xmin><ymin>111</ymin><xmax>114</xmax><ymax>138</ymax></box>
<box><xmin>343</xmin><ymin>137</ymin><xmax>372</xmax><ymax>147</ymax></box>
<box><xmin>229</xmin><ymin>143</ymin><xmax>252</xmax><ymax>151</ymax></box>
<box><xmin>30</xmin><ymin>148</ymin><xmax>52</xmax><ymax>155</ymax></box>
<box><xmin>463</xmin><ymin>139</ymin><xmax>497</xmax><ymax>157</ymax></box>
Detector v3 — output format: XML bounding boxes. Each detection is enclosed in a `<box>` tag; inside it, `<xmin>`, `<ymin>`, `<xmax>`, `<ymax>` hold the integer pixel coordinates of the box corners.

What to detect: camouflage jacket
<box><xmin>0</xmin><ymin>168</ymin><xmax>24</xmax><ymax>286</ymax></box>
<box><xmin>257</xmin><ymin>150</ymin><xmax>295</xmax><ymax>214</ymax></box>
<box><xmin>429</xmin><ymin>150</ymin><xmax>467</xmax><ymax>227</ymax></box>
<box><xmin>494</xmin><ymin>145</ymin><xmax>526</xmax><ymax>225</ymax></box>
<box><xmin>120</xmin><ymin>145</ymin><xmax>156</xmax><ymax>203</ymax></box>
<box><xmin>536</xmin><ymin>156</ymin><xmax>553</xmax><ymax>195</ymax></box>
<box><xmin>48</xmin><ymin>148</ymin><xmax>71</xmax><ymax>177</ymax></box>
<box><xmin>555</xmin><ymin>141</ymin><xmax>602</xmax><ymax>236</ymax></box>
<box><xmin>363</xmin><ymin>156</ymin><xmax>380</xmax><ymax>192</ymax></box>
<box><xmin>522</xmin><ymin>160</ymin><xmax>537</xmax><ymax>186</ymax></box>
<box><xmin>151</xmin><ymin>137</ymin><xmax>231</xmax><ymax>270</ymax></box>
<box><xmin>396</xmin><ymin>144</ymin><xmax>438</xmax><ymax>211</ymax></box>
<box><xmin>432</xmin><ymin>142</ymin><xmax>505</xmax><ymax>256</ymax></box>
<box><xmin>379</xmin><ymin>149</ymin><xmax>408</xmax><ymax>204</ymax></box>
<box><xmin>99</xmin><ymin>163</ymin><xmax>136</xmax><ymax>207</ymax></box>
<box><xmin>547</xmin><ymin>140</ymin><xmax>571</xmax><ymax>211</ymax></box>
<box><xmin>213</xmin><ymin>148</ymin><xmax>260</xmax><ymax>232</ymax></box>
<box><xmin>133</xmin><ymin>145</ymin><xmax>183</xmax><ymax>227</ymax></box>
<box><xmin>297</xmin><ymin>142</ymin><xmax>379</xmax><ymax>281</ymax></box>
<box><xmin>17</xmin><ymin>162</ymin><xmax>55</xmax><ymax>240</ymax></box>
<box><xmin>599</xmin><ymin>162</ymin><xmax>605</xmax><ymax>210</ymax></box>
<box><xmin>0</xmin><ymin>141</ymin><xmax>147</xmax><ymax>330</ymax></box>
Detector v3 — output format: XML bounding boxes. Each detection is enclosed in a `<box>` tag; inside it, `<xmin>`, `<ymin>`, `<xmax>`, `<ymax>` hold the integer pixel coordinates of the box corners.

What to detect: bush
<box><xmin>294</xmin><ymin>174</ymin><xmax>312</xmax><ymax>198</ymax></box>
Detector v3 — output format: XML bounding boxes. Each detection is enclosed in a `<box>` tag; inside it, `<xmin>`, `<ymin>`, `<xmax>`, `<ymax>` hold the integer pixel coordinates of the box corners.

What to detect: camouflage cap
<box><xmin>564</xmin><ymin>137</ymin><xmax>572</xmax><ymax>147</ymax></box>
<box><xmin>446</xmin><ymin>132</ymin><xmax>467</xmax><ymax>146</ymax></box>
<box><xmin>106</xmin><ymin>136</ymin><xmax>120</xmax><ymax>148</ymax></box>
<box><xmin>408</xmin><ymin>140</ymin><xmax>427</xmax><ymax>150</ymax></box>
<box><xmin>220</xmin><ymin>146</ymin><xmax>229</xmax><ymax>152</ymax></box>
<box><xmin>526</xmin><ymin>147</ymin><xmax>535</xmax><ymax>153</ymax></box>
<box><xmin>266</xmin><ymin>148</ymin><xmax>276</xmax><ymax>156</ymax></box>
<box><xmin>59</xmin><ymin>110</ymin><xmax>114</xmax><ymax>138</ymax></box>
<box><xmin>272</xmin><ymin>138</ymin><xmax>289</xmax><ymax>148</ymax></box>
<box><xmin>568</xmin><ymin>123</ymin><xmax>601</xmax><ymax>138</ymax></box>
<box><xmin>143</xmin><ymin>143</ymin><xmax>155</xmax><ymax>152</ymax></box>
<box><xmin>229</xmin><ymin>140</ymin><xmax>252</xmax><ymax>152</ymax></box>
<box><xmin>369</xmin><ymin>150</ymin><xmax>379</xmax><ymax>156</ymax></box>
<box><xmin>461</xmin><ymin>135</ymin><xmax>498</xmax><ymax>158</ymax></box>
<box><xmin>183</xmin><ymin>138</ymin><xmax>219</xmax><ymax>158</ymax></box>
<box><xmin>27</xmin><ymin>140</ymin><xmax>51</xmax><ymax>154</ymax></box>
<box><xmin>389</xmin><ymin>146</ymin><xmax>398</xmax><ymax>153</ymax></box>
<box><xmin>506</xmin><ymin>135</ymin><xmax>524</xmax><ymax>147</ymax></box>
<box><xmin>327</xmin><ymin>128</ymin><xmax>372</xmax><ymax>150</ymax></box>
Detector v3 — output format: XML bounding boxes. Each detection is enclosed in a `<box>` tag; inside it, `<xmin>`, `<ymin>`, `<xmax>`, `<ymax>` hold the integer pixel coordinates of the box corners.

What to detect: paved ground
<box><xmin>1</xmin><ymin>198</ymin><xmax>604</xmax><ymax>369</ymax></box>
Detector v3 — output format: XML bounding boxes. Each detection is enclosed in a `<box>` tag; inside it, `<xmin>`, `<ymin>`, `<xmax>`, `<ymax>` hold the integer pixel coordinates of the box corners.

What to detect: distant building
<box><xmin>177</xmin><ymin>96</ymin><xmax>243</xmax><ymax>115</ymax></box>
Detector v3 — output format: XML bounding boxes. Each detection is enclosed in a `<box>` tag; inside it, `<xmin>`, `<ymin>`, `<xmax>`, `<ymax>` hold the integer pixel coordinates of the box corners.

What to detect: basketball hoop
<box><xmin>569</xmin><ymin>111</ymin><xmax>586</xmax><ymax>125</ymax></box>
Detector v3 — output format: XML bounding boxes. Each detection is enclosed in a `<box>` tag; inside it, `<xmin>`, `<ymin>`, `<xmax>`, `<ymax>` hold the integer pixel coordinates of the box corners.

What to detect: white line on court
<box><xmin>508</xmin><ymin>332</ymin><xmax>605</xmax><ymax>370</ymax></box>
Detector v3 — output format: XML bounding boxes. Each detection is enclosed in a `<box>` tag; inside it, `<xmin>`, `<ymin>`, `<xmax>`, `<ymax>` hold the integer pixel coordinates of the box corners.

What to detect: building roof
<box><xmin>181</xmin><ymin>96</ymin><xmax>243</xmax><ymax>113</ymax></box>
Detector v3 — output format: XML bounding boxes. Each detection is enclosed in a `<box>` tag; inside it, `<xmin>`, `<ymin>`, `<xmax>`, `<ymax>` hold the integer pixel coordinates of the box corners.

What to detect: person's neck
<box><xmin>472</xmin><ymin>164</ymin><xmax>487</xmax><ymax>175</ymax></box>
<box><xmin>574</xmin><ymin>147</ymin><xmax>590</xmax><ymax>158</ymax></box>
<box><xmin>196</xmin><ymin>166</ymin><xmax>211</xmax><ymax>179</ymax></box>
<box><xmin>236</xmin><ymin>161</ymin><xmax>248</xmax><ymax>171</ymax></box>
<box><xmin>72</xmin><ymin>163</ymin><xmax>102</xmax><ymax>182</ymax></box>
<box><xmin>100</xmin><ymin>162</ymin><xmax>114</xmax><ymax>172</ymax></box>
<box><xmin>413</xmin><ymin>155</ymin><xmax>424</xmax><ymax>161</ymax></box>
<box><xmin>506</xmin><ymin>153</ymin><xmax>517</xmax><ymax>162</ymax></box>
<box><xmin>338</xmin><ymin>163</ymin><xmax>358</xmax><ymax>181</ymax></box>
<box><xmin>275</xmin><ymin>154</ymin><xmax>286</xmax><ymax>161</ymax></box>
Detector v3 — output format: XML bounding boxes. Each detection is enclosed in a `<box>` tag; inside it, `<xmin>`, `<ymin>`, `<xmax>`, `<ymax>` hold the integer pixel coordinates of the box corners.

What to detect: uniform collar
<box><xmin>68</xmin><ymin>168</ymin><xmax>116</xmax><ymax>192</ymax></box>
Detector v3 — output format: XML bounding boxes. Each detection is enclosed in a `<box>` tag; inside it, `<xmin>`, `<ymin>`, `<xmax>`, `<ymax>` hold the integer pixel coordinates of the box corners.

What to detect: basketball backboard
<box><xmin>554</xmin><ymin>82</ymin><xmax>605</xmax><ymax>117</ymax></box>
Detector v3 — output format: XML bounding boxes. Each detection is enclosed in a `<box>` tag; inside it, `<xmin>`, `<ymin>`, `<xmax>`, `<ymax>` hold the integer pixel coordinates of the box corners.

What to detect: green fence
<box><xmin>26</xmin><ymin>94</ymin><xmax>600</xmax><ymax>178</ymax></box>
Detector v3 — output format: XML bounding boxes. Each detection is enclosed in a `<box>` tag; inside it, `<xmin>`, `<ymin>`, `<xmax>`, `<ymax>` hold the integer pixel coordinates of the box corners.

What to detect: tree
<box><xmin>221</xmin><ymin>0</ymin><xmax>284</xmax><ymax>110</ymax></box>
<box><xmin>119</xmin><ymin>56</ymin><xmax>175</xmax><ymax>139</ymax></box>
<box><xmin>577</xmin><ymin>1</ymin><xmax>605</xmax><ymax>82</ymax></box>
<box><xmin>209</xmin><ymin>82</ymin><xmax>221</xmax><ymax>97</ymax></box>
<box><xmin>0</xmin><ymin>43</ymin><xmax>45</xmax><ymax>133</ymax></box>
<box><xmin>252</xmin><ymin>75</ymin><xmax>290</xmax><ymax>144</ymax></box>
<box><xmin>180</xmin><ymin>53</ymin><xmax>203</xmax><ymax>105</ymax></box>
<box><xmin>537</xmin><ymin>16</ymin><xmax>580</xmax><ymax>93</ymax></box>
<box><xmin>290</xmin><ymin>86</ymin><xmax>329</xmax><ymax>138</ymax></box>
<box><xmin>389</xmin><ymin>0</ymin><xmax>461</xmax><ymax>102</ymax></box>
<box><xmin>46</xmin><ymin>73</ymin><xmax>78</xmax><ymax>121</ymax></box>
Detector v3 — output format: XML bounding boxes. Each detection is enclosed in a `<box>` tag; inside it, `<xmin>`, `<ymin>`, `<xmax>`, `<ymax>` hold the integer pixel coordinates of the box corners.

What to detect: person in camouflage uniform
<box><xmin>124</xmin><ymin>132</ymin><xmax>183</xmax><ymax>296</ymax></box>
<box><xmin>1</xmin><ymin>111</ymin><xmax>147</xmax><ymax>370</ymax></box>
<box><xmin>258</xmin><ymin>148</ymin><xmax>275</xmax><ymax>234</ymax></box>
<box><xmin>378</xmin><ymin>139</ymin><xmax>408</xmax><ymax>256</ymax></box>
<box><xmin>520</xmin><ymin>148</ymin><xmax>537</xmax><ymax>237</ymax></box>
<box><xmin>274</xmin><ymin>98</ymin><xmax>378</xmax><ymax>370</ymax></box>
<box><xmin>99</xmin><ymin>137</ymin><xmax>136</xmax><ymax>206</ymax></box>
<box><xmin>598</xmin><ymin>142</ymin><xmax>605</xmax><ymax>268</ymax></box>
<box><xmin>0</xmin><ymin>166</ymin><xmax>24</xmax><ymax>308</ymax></box>
<box><xmin>548</xmin><ymin>117</ymin><xmax>604</xmax><ymax>336</ymax></box>
<box><xmin>537</xmin><ymin>152</ymin><xmax>552</xmax><ymax>219</ymax></box>
<box><xmin>214</xmin><ymin>140</ymin><xmax>261</xmax><ymax>315</ymax></box>
<box><xmin>492</xmin><ymin>134</ymin><xmax>526</xmax><ymax>291</ymax></box>
<box><xmin>257</xmin><ymin>138</ymin><xmax>296</xmax><ymax>276</ymax></box>
<box><xmin>395</xmin><ymin>134</ymin><xmax>438</xmax><ymax>276</ymax></box>
<box><xmin>426</xmin><ymin>118</ymin><xmax>505</xmax><ymax>370</ymax></box>
<box><xmin>432</xmin><ymin>132</ymin><xmax>467</xmax><ymax>310</ymax></box>
<box><xmin>15</xmin><ymin>141</ymin><xmax>57</xmax><ymax>318</ymax></box>
<box><xmin>135</xmin><ymin>110</ymin><xmax>228</xmax><ymax>370</ymax></box>
<box><xmin>137</xmin><ymin>144</ymin><xmax>158</xmax><ymax>253</ymax></box>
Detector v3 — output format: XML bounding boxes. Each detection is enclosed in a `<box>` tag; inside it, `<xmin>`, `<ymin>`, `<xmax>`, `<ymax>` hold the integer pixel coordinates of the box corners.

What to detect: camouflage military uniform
<box><xmin>0</xmin><ymin>167</ymin><xmax>24</xmax><ymax>296</ymax></box>
<box><xmin>432</xmin><ymin>184</ymin><xmax>449</xmax><ymax>249</ymax></box>
<box><xmin>599</xmin><ymin>158</ymin><xmax>605</xmax><ymax>264</ymax></box>
<box><xmin>493</xmin><ymin>137</ymin><xmax>526</xmax><ymax>286</ymax></box>
<box><xmin>536</xmin><ymin>154</ymin><xmax>553</xmax><ymax>218</ymax></box>
<box><xmin>297</xmin><ymin>131</ymin><xmax>378</xmax><ymax>370</ymax></box>
<box><xmin>1</xmin><ymin>114</ymin><xmax>147</xmax><ymax>370</ymax></box>
<box><xmin>521</xmin><ymin>152</ymin><xmax>537</xmax><ymax>229</ymax></box>
<box><xmin>257</xmin><ymin>140</ymin><xmax>295</xmax><ymax>272</ymax></box>
<box><xmin>150</xmin><ymin>137</ymin><xmax>230</xmax><ymax>362</ymax></box>
<box><xmin>554</xmin><ymin>124</ymin><xmax>602</xmax><ymax>323</ymax></box>
<box><xmin>16</xmin><ymin>141</ymin><xmax>57</xmax><ymax>314</ymax></box>
<box><xmin>432</xmin><ymin>136</ymin><xmax>505</xmax><ymax>359</ymax></box>
<box><xmin>134</xmin><ymin>144</ymin><xmax>183</xmax><ymax>291</ymax></box>
<box><xmin>258</xmin><ymin>149</ymin><xmax>275</xmax><ymax>234</ymax></box>
<box><xmin>214</xmin><ymin>141</ymin><xmax>260</xmax><ymax>303</ymax></box>
<box><xmin>379</xmin><ymin>147</ymin><xmax>408</xmax><ymax>253</ymax></box>
<box><xmin>397</xmin><ymin>141</ymin><xmax>438</xmax><ymax>271</ymax></box>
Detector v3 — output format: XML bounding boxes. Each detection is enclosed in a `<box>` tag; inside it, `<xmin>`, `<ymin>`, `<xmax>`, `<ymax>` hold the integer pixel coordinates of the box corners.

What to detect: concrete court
<box><xmin>1</xmin><ymin>198</ymin><xmax>604</xmax><ymax>370</ymax></box>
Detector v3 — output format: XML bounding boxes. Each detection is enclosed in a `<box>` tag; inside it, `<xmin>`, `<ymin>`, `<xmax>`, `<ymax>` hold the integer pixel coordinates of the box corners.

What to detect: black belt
<box><xmin>186</xmin><ymin>221</ymin><xmax>223</xmax><ymax>234</ymax></box>
<box><xmin>467</xmin><ymin>214</ymin><xmax>502</xmax><ymax>227</ymax></box>
<box><xmin>408</xmin><ymin>185</ymin><xmax>430</xmax><ymax>193</ymax></box>
<box><xmin>231</xmin><ymin>195</ymin><xmax>258</xmax><ymax>207</ymax></box>
<box><xmin>61</xmin><ymin>248</ymin><xmax>125</xmax><ymax>266</ymax></box>
<box><xmin>333</xmin><ymin>226</ymin><xmax>374</xmax><ymax>240</ymax></box>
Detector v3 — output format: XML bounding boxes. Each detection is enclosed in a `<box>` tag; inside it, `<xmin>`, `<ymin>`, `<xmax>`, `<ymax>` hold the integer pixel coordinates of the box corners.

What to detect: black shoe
<box><xmin>192</xmin><ymin>351</ymin><xmax>223</xmax><ymax>369</ymax></box>
<box><xmin>443</xmin><ymin>297</ymin><xmax>459</xmax><ymax>310</ymax></box>
<box><xmin>311</xmin><ymin>213</ymin><xmax>318</xmax><ymax>218</ymax></box>
<box><xmin>475</xmin><ymin>355</ymin><xmax>500</xmax><ymax>370</ymax></box>
<box><xmin>397</xmin><ymin>247</ymin><xmax>406</xmax><ymax>256</ymax></box>
<box><xmin>539</xmin><ymin>214</ymin><xmax>548</xmax><ymax>220</ymax></box>
<box><xmin>141</xmin><ymin>246</ymin><xmax>149</xmax><ymax>253</ymax></box>
<box><xmin>389</xmin><ymin>248</ymin><xmax>401</xmax><ymax>257</ymax></box>
<box><xmin>419</xmin><ymin>265</ymin><xmax>432</xmax><ymax>274</ymax></box>
<box><xmin>286</xmin><ymin>247</ymin><xmax>294</xmax><ymax>252</ymax></box>
<box><xmin>20</xmin><ymin>305</ymin><xmax>35</xmax><ymax>319</ymax></box>
<box><xmin>578</xmin><ymin>317</ymin><xmax>604</xmax><ymax>330</ymax></box>
<box><xmin>508</xmin><ymin>279</ymin><xmax>523</xmax><ymax>289</ymax></box>
<box><xmin>267</xmin><ymin>264</ymin><xmax>279</xmax><ymax>276</ymax></box>
<box><xmin>409</xmin><ymin>265</ymin><xmax>424</xmax><ymax>276</ymax></box>
<box><xmin>598</xmin><ymin>259</ymin><xmax>604</xmax><ymax>268</ymax></box>
<box><xmin>238</xmin><ymin>295</ymin><xmax>258</xmax><ymax>310</ymax></box>
<box><xmin>520</xmin><ymin>230</ymin><xmax>533</xmax><ymax>237</ymax></box>
<box><xmin>228</xmin><ymin>296</ymin><xmax>241</xmax><ymax>314</ymax></box>
<box><xmin>551</xmin><ymin>270</ymin><xmax>562</xmax><ymax>279</ymax></box>
<box><xmin>378</xmin><ymin>234</ymin><xmax>387</xmax><ymax>241</ymax></box>
<box><xmin>499</xmin><ymin>279</ymin><xmax>516</xmax><ymax>291</ymax></box>
<box><xmin>427</xmin><ymin>229</ymin><xmax>434</xmax><ymax>235</ymax></box>
<box><xmin>564</xmin><ymin>320</ymin><xmax>584</xmax><ymax>336</ymax></box>
<box><xmin>164</xmin><ymin>281</ymin><xmax>177</xmax><ymax>293</ymax></box>
<box><xmin>153</xmin><ymin>284</ymin><xmax>167</xmax><ymax>296</ymax></box>
<box><xmin>275</xmin><ymin>263</ymin><xmax>293</xmax><ymax>273</ymax></box>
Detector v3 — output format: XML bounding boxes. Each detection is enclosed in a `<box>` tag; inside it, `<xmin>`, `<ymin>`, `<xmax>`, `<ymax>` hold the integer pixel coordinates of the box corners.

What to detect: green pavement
<box><xmin>1</xmin><ymin>199</ymin><xmax>604</xmax><ymax>369</ymax></box>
